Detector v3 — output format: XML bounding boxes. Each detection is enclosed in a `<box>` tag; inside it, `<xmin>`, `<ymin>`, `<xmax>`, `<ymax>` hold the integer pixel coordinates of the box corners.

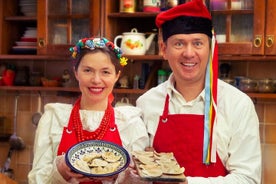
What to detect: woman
<box><xmin>28</xmin><ymin>37</ymin><xmax>149</xmax><ymax>184</ymax></box>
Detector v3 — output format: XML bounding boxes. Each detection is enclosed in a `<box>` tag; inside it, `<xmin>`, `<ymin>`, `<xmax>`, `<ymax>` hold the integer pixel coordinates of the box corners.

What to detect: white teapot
<box><xmin>114</xmin><ymin>28</ymin><xmax>156</xmax><ymax>55</ymax></box>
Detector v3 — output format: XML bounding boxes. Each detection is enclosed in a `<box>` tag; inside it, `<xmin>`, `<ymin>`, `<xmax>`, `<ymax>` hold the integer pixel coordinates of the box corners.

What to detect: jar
<box><xmin>120</xmin><ymin>0</ymin><xmax>136</xmax><ymax>13</ymax></box>
<box><xmin>258</xmin><ymin>79</ymin><xmax>273</xmax><ymax>93</ymax></box>
<box><xmin>143</xmin><ymin>0</ymin><xmax>160</xmax><ymax>12</ymax></box>
<box><xmin>239</xmin><ymin>78</ymin><xmax>258</xmax><ymax>92</ymax></box>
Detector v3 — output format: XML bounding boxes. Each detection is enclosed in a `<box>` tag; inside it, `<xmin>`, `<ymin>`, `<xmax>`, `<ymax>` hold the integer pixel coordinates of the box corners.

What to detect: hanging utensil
<box><xmin>9</xmin><ymin>94</ymin><xmax>25</xmax><ymax>151</ymax></box>
<box><xmin>32</xmin><ymin>93</ymin><xmax>42</xmax><ymax>127</ymax></box>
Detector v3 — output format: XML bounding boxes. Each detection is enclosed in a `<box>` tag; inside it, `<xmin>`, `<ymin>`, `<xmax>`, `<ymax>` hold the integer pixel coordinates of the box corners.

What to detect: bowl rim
<box><xmin>65</xmin><ymin>140</ymin><xmax>130</xmax><ymax>177</ymax></box>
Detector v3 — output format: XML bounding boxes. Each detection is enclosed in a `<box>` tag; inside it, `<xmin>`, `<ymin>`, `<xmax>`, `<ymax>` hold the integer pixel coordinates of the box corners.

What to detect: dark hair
<box><xmin>72</xmin><ymin>47</ymin><xmax>123</xmax><ymax>74</ymax></box>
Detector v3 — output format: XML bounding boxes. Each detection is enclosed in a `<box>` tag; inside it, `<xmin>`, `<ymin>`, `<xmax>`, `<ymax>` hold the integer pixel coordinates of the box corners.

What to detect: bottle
<box><xmin>133</xmin><ymin>75</ymin><xmax>140</xmax><ymax>89</ymax></box>
<box><xmin>157</xmin><ymin>69</ymin><xmax>167</xmax><ymax>84</ymax></box>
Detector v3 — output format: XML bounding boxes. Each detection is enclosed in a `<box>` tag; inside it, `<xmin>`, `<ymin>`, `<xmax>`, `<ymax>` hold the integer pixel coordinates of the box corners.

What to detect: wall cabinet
<box><xmin>37</xmin><ymin>0</ymin><xmax>101</xmax><ymax>55</ymax></box>
<box><xmin>0</xmin><ymin>0</ymin><xmax>276</xmax><ymax>99</ymax></box>
<box><xmin>211</xmin><ymin>0</ymin><xmax>276</xmax><ymax>56</ymax></box>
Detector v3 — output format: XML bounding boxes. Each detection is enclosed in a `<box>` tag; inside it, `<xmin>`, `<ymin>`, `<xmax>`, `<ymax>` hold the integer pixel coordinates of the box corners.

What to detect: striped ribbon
<box><xmin>203</xmin><ymin>30</ymin><xmax>218</xmax><ymax>164</ymax></box>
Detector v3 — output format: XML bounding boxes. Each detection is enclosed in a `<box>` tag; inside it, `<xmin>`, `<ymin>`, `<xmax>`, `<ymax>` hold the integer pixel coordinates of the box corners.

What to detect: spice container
<box><xmin>120</xmin><ymin>0</ymin><xmax>136</xmax><ymax>13</ymax></box>
<box><xmin>258</xmin><ymin>79</ymin><xmax>273</xmax><ymax>93</ymax></box>
<box><xmin>239</xmin><ymin>78</ymin><xmax>258</xmax><ymax>92</ymax></box>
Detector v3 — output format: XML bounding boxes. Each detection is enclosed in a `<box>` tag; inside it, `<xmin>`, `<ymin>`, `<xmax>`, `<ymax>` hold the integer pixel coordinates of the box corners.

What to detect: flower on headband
<box><xmin>69</xmin><ymin>37</ymin><xmax>128</xmax><ymax>67</ymax></box>
<box><xmin>120</xmin><ymin>57</ymin><xmax>128</xmax><ymax>67</ymax></box>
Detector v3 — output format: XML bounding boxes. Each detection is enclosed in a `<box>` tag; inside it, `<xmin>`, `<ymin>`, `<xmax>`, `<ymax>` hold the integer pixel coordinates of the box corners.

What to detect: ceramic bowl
<box><xmin>65</xmin><ymin>140</ymin><xmax>130</xmax><ymax>177</ymax></box>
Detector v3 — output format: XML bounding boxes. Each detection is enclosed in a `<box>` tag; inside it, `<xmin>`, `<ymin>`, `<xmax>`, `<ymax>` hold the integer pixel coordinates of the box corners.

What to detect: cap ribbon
<box><xmin>203</xmin><ymin>29</ymin><xmax>218</xmax><ymax>164</ymax></box>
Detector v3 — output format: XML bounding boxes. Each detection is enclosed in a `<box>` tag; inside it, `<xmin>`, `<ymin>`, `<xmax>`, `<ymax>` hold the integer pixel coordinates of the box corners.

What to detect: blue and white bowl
<box><xmin>65</xmin><ymin>140</ymin><xmax>130</xmax><ymax>177</ymax></box>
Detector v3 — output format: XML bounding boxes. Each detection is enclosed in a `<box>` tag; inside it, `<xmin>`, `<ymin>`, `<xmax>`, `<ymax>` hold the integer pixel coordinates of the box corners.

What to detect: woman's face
<box><xmin>74</xmin><ymin>52</ymin><xmax>120</xmax><ymax>109</ymax></box>
<box><xmin>161</xmin><ymin>33</ymin><xmax>210</xmax><ymax>88</ymax></box>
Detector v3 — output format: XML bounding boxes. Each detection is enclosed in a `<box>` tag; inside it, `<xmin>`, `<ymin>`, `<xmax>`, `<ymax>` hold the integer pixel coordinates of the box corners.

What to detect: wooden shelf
<box><xmin>0</xmin><ymin>54</ymin><xmax>70</xmax><ymax>60</ymax></box>
<box><xmin>211</xmin><ymin>9</ymin><xmax>254</xmax><ymax>15</ymax></box>
<box><xmin>0</xmin><ymin>86</ymin><xmax>147</xmax><ymax>94</ymax></box>
<box><xmin>247</xmin><ymin>93</ymin><xmax>276</xmax><ymax>99</ymax></box>
<box><xmin>124</xmin><ymin>55</ymin><xmax>163</xmax><ymax>61</ymax></box>
<box><xmin>1</xmin><ymin>54</ymin><xmax>276</xmax><ymax>62</ymax></box>
<box><xmin>108</xmin><ymin>12</ymin><xmax>158</xmax><ymax>18</ymax></box>
<box><xmin>5</xmin><ymin>16</ymin><xmax>37</xmax><ymax>21</ymax></box>
<box><xmin>218</xmin><ymin>54</ymin><xmax>276</xmax><ymax>61</ymax></box>
<box><xmin>0</xmin><ymin>86</ymin><xmax>275</xmax><ymax>98</ymax></box>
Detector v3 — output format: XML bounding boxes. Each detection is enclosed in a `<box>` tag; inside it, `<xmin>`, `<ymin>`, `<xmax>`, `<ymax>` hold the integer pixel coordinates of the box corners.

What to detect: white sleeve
<box><xmin>28</xmin><ymin>104</ymin><xmax>71</xmax><ymax>184</ymax></box>
<box><xmin>115</xmin><ymin>106</ymin><xmax>150</xmax><ymax>152</ymax></box>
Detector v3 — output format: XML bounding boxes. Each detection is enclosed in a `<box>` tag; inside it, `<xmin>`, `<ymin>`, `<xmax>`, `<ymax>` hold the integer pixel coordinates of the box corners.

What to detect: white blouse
<box><xmin>28</xmin><ymin>104</ymin><xmax>149</xmax><ymax>184</ymax></box>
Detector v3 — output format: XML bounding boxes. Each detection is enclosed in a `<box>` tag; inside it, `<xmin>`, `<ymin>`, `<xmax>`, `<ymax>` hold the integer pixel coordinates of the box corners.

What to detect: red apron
<box><xmin>153</xmin><ymin>95</ymin><xmax>227</xmax><ymax>179</ymax></box>
<box><xmin>57</xmin><ymin>107</ymin><xmax>122</xmax><ymax>184</ymax></box>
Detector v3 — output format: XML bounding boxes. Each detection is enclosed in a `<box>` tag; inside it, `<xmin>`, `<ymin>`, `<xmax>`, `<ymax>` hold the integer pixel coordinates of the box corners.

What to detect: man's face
<box><xmin>161</xmin><ymin>33</ymin><xmax>210</xmax><ymax>88</ymax></box>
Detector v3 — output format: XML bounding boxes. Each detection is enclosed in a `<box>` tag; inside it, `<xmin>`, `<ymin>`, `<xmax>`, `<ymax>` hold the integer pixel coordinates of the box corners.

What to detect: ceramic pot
<box><xmin>114</xmin><ymin>28</ymin><xmax>156</xmax><ymax>55</ymax></box>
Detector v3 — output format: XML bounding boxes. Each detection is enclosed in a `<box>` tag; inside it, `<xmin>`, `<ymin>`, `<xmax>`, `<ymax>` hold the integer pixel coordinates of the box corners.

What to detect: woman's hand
<box><xmin>56</xmin><ymin>155</ymin><xmax>118</xmax><ymax>183</ymax></box>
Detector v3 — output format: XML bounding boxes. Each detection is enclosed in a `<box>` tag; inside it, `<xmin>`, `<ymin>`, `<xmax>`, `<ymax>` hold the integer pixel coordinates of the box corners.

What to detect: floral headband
<box><xmin>69</xmin><ymin>37</ymin><xmax>128</xmax><ymax>67</ymax></box>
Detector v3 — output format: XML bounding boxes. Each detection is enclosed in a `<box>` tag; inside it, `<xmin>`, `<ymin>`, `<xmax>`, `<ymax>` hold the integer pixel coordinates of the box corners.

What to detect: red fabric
<box><xmin>156</xmin><ymin>0</ymin><xmax>211</xmax><ymax>28</ymax></box>
<box><xmin>57</xmin><ymin>106</ymin><xmax>122</xmax><ymax>184</ymax></box>
<box><xmin>153</xmin><ymin>95</ymin><xmax>227</xmax><ymax>180</ymax></box>
<box><xmin>210</xmin><ymin>40</ymin><xmax>219</xmax><ymax>155</ymax></box>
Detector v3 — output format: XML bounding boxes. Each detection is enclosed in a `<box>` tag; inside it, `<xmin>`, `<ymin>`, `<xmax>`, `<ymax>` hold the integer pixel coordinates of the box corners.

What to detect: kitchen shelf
<box><xmin>0</xmin><ymin>54</ymin><xmax>70</xmax><ymax>60</ymax></box>
<box><xmin>218</xmin><ymin>55</ymin><xmax>276</xmax><ymax>61</ymax></box>
<box><xmin>247</xmin><ymin>93</ymin><xmax>276</xmax><ymax>99</ymax></box>
<box><xmin>124</xmin><ymin>55</ymin><xmax>163</xmax><ymax>61</ymax></box>
<box><xmin>5</xmin><ymin>16</ymin><xmax>37</xmax><ymax>21</ymax></box>
<box><xmin>0</xmin><ymin>86</ymin><xmax>147</xmax><ymax>94</ymax></box>
<box><xmin>211</xmin><ymin>9</ymin><xmax>254</xmax><ymax>15</ymax></box>
<box><xmin>108</xmin><ymin>12</ymin><xmax>158</xmax><ymax>18</ymax></box>
<box><xmin>0</xmin><ymin>54</ymin><xmax>163</xmax><ymax>61</ymax></box>
<box><xmin>0</xmin><ymin>86</ymin><xmax>275</xmax><ymax>98</ymax></box>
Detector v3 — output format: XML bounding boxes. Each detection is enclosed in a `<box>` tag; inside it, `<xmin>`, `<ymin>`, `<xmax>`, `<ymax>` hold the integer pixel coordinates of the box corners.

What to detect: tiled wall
<box><xmin>0</xmin><ymin>61</ymin><xmax>276</xmax><ymax>183</ymax></box>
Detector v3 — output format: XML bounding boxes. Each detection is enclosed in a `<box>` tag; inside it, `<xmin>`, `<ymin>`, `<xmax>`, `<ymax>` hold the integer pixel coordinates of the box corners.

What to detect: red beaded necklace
<box><xmin>69</xmin><ymin>97</ymin><xmax>113</xmax><ymax>142</ymax></box>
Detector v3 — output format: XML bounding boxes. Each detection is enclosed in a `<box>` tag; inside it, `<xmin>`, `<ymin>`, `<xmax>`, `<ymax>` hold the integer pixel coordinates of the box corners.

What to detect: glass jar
<box><xmin>239</xmin><ymin>78</ymin><xmax>258</xmax><ymax>92</ymax></box>
<box><xmin>258</xmin><ymin>79</ymin><xmax>273</xmax><ymax>93</ymax></box>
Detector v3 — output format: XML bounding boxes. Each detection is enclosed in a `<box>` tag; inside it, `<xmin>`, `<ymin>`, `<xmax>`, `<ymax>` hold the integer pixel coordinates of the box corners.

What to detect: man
<box><xmin>136</xmin><ymin>0</ymin><xmax>261</xmax><ymax>183</ymax></box>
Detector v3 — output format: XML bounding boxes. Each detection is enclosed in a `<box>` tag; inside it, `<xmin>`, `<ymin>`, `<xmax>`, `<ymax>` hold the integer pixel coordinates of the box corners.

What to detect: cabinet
<box><xmin>0</xmin><ymin>0</ymin><xmax>101</xmax><ymax>56</ymax></box>
<box><xmin>37</xmin><ymin>0</ymin><xmax>101</xmax><ymax>55</ymax></box>
<box><xmin>210</xmin><ymin>0</ymin><xmax>276</xmax><ymax>56</ymax></box>
<box><xmin>0</xmin><ymin>0</ymin><xmax>37</xmax><ymax>55</ymax></box>
<box><xmin>0</xmin><ymin>0</ymin><xmax>276</xmax><ymax>99</ymax></box>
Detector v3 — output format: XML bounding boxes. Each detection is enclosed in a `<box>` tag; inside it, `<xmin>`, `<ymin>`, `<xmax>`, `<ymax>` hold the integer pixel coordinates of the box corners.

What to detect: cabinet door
<box><xmin>37</xmin><ymin>0</ymin><xmax>101</xmax><ymax>55</ymax></box>
<box><xmin>264</xmin><ymin>0</ymin><xmax>276</xmax><ymax>55</ymax></box>
<box><xmin>210</xmin><ymin>0</ymin><xmax>256</xmax><ymax>55</ymax></box>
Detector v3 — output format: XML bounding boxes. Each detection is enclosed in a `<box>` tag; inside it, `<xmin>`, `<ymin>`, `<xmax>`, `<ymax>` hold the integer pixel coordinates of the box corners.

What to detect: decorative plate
<box><xmin>65</xmin><ymin>140</ymin><xmax>130</xmax><ymax>177</ymax></box>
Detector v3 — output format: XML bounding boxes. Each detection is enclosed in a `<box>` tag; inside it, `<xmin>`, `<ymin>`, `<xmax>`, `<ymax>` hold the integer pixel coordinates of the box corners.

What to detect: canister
<box><xmin>120</xmin><ymin>0</ymin><xmax>136</xmax><ymax>13</ymax></box>
<box><xmin>143</xmin><ymin>0</ymin><xmax>161</xmax><ymax>12</ymax></box>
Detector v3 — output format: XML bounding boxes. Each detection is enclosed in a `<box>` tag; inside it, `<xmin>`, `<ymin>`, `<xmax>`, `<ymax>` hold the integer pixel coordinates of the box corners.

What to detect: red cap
<box><xmin>156</xmin><ymin>0</ymin><xmax>211</xmax><ymax>28</ymax></box>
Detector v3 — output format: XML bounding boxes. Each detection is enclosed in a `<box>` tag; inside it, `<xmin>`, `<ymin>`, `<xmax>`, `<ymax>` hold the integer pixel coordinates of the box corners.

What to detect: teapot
<box><xmin>114</xmin><ymin>28</ymin><xmax>156</xmax><ymax>55</ymax></box>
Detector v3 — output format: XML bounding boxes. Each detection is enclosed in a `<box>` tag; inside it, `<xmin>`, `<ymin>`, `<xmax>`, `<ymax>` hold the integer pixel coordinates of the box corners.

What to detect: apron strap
<box><xmin>161</xmin><ymin>95</ymin><xmax>170</xmax><ymax>123</ymax></box>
